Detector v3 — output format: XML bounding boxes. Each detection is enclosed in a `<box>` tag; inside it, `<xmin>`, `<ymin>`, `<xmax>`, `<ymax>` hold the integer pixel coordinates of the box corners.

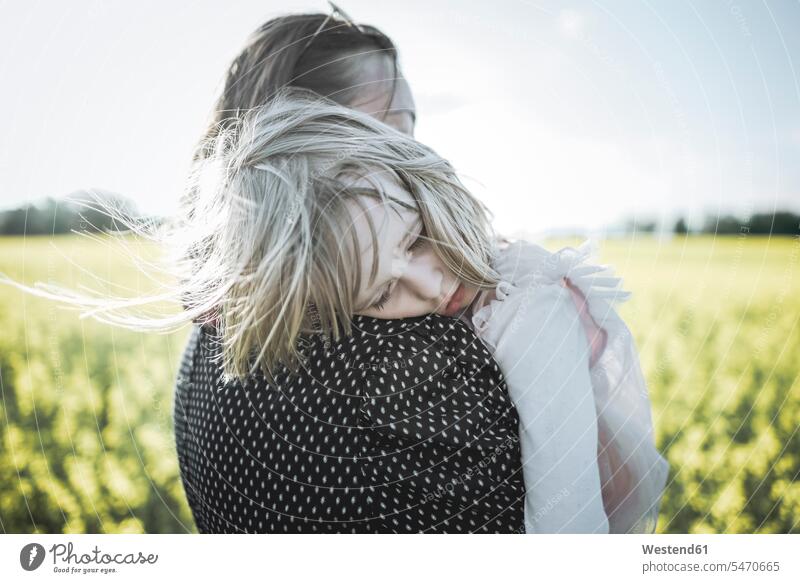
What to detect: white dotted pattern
<box><xmin>173</xmin><ymin>314</ymin><xmax>526</xmax><ymax>533</ymax></box>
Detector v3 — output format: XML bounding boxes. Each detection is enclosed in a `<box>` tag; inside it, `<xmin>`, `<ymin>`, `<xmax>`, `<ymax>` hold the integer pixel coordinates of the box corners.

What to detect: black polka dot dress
<box><xmin>173</xmin><ymin>314</ymin><xmax>526</xmax><ymax>533</ymax></box>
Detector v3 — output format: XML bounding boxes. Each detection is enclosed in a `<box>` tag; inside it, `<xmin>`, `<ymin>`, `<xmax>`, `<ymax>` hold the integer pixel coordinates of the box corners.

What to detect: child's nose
<box><xmin>401</xmin><ymin>255</ymin><xmax>444</xmax><ymax>300</ymax></box>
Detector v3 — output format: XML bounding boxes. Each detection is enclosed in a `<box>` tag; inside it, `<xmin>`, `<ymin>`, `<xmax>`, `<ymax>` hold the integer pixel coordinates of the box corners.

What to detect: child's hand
<box><xmin>563</xmin><ymin>276</ymin><xmax>607</xmax><ymax>368</ymax></box>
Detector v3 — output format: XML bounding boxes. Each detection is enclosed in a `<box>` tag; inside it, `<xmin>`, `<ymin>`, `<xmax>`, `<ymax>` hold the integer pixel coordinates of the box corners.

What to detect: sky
<box><xmin>1</xmin><ymin>0</ymin><xmax>798</xmax><ymax>237</ymax></box>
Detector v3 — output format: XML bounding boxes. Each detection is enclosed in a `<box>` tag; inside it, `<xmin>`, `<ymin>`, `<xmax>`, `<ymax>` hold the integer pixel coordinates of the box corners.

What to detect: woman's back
<box><xmin>174</xmin><ymin>314</ymin><xmax>526</xmax><ymax>533</ymax></box>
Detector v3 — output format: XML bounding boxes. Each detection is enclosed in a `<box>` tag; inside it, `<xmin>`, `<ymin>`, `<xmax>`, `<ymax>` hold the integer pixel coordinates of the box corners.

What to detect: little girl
<box><xmin>13</xmin><ymin>89</ymin><xmax>668</xmax><ymax>533</ymax></box>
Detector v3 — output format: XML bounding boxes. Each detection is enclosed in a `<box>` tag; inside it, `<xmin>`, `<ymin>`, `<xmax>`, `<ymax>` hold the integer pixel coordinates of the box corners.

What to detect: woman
<box><xmin>173</xmin><ymin>9</ymin><xmax>527</xmax><ymax>533</ymax></box>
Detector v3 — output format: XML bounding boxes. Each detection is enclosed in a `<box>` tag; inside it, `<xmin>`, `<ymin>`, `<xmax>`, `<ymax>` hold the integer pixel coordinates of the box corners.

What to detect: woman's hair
<box><xmin>15</xmin><ymin>90</ymin><xmax>498</xmax><ymax>383</ymax></box>
<box><xmin>196</xmin><ymin>12</ymin><xmax>401</xmax><ymax>162</ymax></box>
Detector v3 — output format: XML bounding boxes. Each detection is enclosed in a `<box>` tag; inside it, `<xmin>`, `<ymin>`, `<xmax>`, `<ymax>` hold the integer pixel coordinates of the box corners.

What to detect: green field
<box><xmin>1</xmin><ymin>234</ymin><xmax>798</xmax><ymax>533</ymax></box>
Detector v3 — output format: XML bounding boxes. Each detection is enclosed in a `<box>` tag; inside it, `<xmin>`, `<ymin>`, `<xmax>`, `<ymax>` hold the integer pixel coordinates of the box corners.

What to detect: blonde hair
<box><xmin>6</xmin><ymin>89</ymin><xmax>499</xmax><ymax>382</ymax></box>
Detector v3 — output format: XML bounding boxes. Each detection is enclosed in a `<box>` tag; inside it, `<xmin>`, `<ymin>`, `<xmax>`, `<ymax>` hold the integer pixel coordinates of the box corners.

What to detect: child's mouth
<box><xmin>443</xmin><ymin>283</ymin><xmax>465</xmax><ymax>317</ymax></box>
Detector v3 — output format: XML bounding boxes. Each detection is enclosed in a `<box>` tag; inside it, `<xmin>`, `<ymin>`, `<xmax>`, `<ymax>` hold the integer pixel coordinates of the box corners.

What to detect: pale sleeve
<box><xmin>472</xmin><ymin>239</ymin><xmax>669</xmax><ymax>534</ymax></box>
<box><xmin>476</xmin><ymin>279</ymin><xmax>610</xmax><ymax>534</ymax></box>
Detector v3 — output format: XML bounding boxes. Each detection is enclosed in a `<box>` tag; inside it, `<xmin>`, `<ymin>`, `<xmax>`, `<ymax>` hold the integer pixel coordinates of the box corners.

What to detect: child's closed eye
<box><xmin>407</xmin><ymin>228</ymin><xmax>427</xmax><ymax>253</ymax></box>
<box><xmin>371</xmin><ymin>287</ymin><xmax>392</xmax><ymax>311</ymax></box>
<box><xmin>371</xmin><ymin>228</ymin><xmax>428</xmax><ymax>311</ymax></box>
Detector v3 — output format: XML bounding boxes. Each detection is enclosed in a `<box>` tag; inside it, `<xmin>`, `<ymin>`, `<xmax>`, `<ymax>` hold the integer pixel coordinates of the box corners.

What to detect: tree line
<box><xmin>624</xmin><ymin>211</ymin><xmax>799</xmax><ymax>236</ymax></box>
<box><xmin>678</xmin><ymin>212</ymin><xmax>800</xmax><ymax>236</ymax></box>
<box><xmin>0</xmin><ymin>193</ymin><xmax>140</xmax><ymax>235</ymax></box>
<box><xmin>2</xmin><ymin>195</ymin><xmax>798</xmax><ymax>237</ymax></box>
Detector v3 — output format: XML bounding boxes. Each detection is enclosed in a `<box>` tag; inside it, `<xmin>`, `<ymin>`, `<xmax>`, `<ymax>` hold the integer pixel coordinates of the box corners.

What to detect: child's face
<box><xmin>346</xmin><ymin>171</ymin><xmax>481</xmax><ymax>320</ymax></box>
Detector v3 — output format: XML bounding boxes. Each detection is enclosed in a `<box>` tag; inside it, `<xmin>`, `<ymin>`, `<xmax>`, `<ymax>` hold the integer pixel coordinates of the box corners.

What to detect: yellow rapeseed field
<box><xmin>1</xmin><ymin>234</ymin><xmax>798</xmax><ymax>533</ymax></box>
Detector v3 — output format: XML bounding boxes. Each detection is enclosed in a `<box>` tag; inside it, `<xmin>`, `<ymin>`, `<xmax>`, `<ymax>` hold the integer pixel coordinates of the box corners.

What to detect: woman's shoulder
<box><xmin>348</xmin><ymin>313</ymin><xmax>484</xmax><ymax>356</ymax></box>
<box><xmin>349</xmin><ymin>313</ymin><xmax>502</xmax><ymax>393</ymax></box>
<box><xmin>186</xmin><ymin>315</ymin><xmax>488</xmax><ymax>392</ymax></box>
<box><xmin>348</xmin><ymin>313</ymin><xmax>490</xmax><ymax>367</ymax></box>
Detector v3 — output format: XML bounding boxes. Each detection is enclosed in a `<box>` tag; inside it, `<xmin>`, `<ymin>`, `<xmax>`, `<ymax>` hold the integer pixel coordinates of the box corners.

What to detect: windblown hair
<box><xmin>8</xmin><ymin>90</ymin><xmax>499</xmax><ymax>382</ymax></box>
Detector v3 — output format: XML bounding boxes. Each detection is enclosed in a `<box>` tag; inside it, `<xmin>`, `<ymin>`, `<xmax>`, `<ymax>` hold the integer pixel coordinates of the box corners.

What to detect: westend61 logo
<box><xmin>19</xmin><ymin>542</ymin><xmax>158</xmax><ymax>574</ymax></box>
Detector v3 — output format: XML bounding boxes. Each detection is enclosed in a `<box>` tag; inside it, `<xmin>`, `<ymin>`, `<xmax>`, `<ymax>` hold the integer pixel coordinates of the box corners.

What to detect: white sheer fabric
<box><xmin>468</xmin><ymin>240</ymin><xmax>669</xmax><ymax>533</ymax></box>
